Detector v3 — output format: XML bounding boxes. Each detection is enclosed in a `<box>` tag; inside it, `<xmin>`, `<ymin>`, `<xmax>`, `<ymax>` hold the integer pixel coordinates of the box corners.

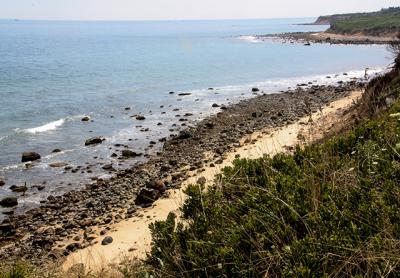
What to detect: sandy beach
<box><xmin>63</xmin><ymin>89</ymin><xmax>362</xmax><ymax>271</ymax></box>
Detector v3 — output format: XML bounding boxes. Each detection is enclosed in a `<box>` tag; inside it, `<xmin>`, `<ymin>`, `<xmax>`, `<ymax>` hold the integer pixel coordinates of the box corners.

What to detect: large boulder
<box><xmin>135</xmin><ymin>188</ymin><xmax>161</xmax><ymax>207</ymax></box>
<box><xmin>0</xmin><ymin>197</ymin><xmax>18</xmax><ymax>207</ymax></box>
<box><xmin>85</xmin><ymin>137</ymin><xmax>104</xmax><ymax>146</ymax></box>
<box><xmin>0</xmin><ymin>179</ymin><xmax>4</xmax><ymax>186</ymax></box>
<box><xmin>21</xmin><ymin>152</ymin><xmax>41</xmax><ymax>162</ymax></box>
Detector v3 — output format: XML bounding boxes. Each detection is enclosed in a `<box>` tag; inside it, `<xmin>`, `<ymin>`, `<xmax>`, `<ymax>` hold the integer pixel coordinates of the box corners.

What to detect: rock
<box><xmin>169</xmin><ymin>91</ymin><xmax>175</xmax><ymax>94</ymax></box>
<box><xmin>102</xmin><ymin>164</ymin><xmax>114</xmax><ymax>170</ymax></box>
<box><xmin>212</xmin><ymin>103</ymin><xmax>220</xmax><ymax>108</ymax></box>
<box><xmin>122</xmin><ymin>150</ymin><xmax>142</xmax><ymax>158</ymax></box>
<box><xmin>252</xmin><ymin>88</ymin><xmax>260</xmax><ymax>92</ymax></box>
<box><xmin>304</xmin><ymin>42</ymin><xmax>311</xmax><ymax>46</ymax></box>
<box><xmin>66</xmin><ymin>242</ymin><xmax>81</xmax><ymax>252</ymax></box>
<box><xmin>85</xmin><ymin>137</ymin><xmax>104</xmax><ymax>146</ymax></box>
<box><xmin>177</xmin><ymin>130</ymin><xmax>192</xmax><ymax>140</ymax></box>
<box><xmin>251</xmin><ymin>112</ymin><xmax>263</xmax><ymax>118</ymax></box>
<box><xmin>81</xmin><ymin>116</ymin><xmax>91</xmax><ymax>122</ymax></box>
<box><xmin>49</xmin><ymin>162</ymin><xmax>68</xmax><ymax>168</ymax></box>
<box><xmin>0</xmin><ymin>180</ymin><xmax>4</xmax><ymax>186</ymax></box>
<box><xmin>147</xmin><ymin>180</ymin><xmax>166</xmax><ymax>192</ymax></box>
<box><xmin>135</xmin><ymin>188</ymin><xmax>161</xmax><ymax>207</ymax></box>
<box><xmin>136</xmin><ymin>115</ymin><xmax>146</xmax><ymax>120</ymax></box>
<box><xmin>10</xmin><ymin>185</ymin><xmax>27</xmax><ymax>193</ymax></box>
<box><xmin>52</xmin><ymin>149</ymin><xmax>62</xmax><ymax>153</ymax></box>
<box><xmin>178</xmin><ymin>93</ymin><xmax>191</xmax><ymax>96</ymax></box>
<box><xmin>0</xmin><ymin>197</ymin><xmax>18</xmax><ymax>207</ymax></box>
<box><xmin>101</xmin><ymin>236</ymin><xmax>113</xmax><ymax>246</ymax></box>
<box><xmin>21</xmin><ymin>152</ymin><xmax>41</xmax><ymax>162</ymax></box>
<box><xmin>0</xmin><ymin>221</ymin><xmax>14</xmax><ymax>234</ymax></box>
<box><xmin>197</xmin><ymin>177</ymin><xmax>207</xmax><ymax>185</ymax></box>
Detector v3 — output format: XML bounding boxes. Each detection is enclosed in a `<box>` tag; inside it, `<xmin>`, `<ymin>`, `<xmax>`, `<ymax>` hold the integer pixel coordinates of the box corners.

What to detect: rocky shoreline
<box><xmin>0</xmin><ymin>79</ymin><xmax>366</xmax><ymax>266</ymax></box>
<box><xmin>258</xmin><ymin>32</ymin><xmax>399</xmax><ymax>45</ymax></box>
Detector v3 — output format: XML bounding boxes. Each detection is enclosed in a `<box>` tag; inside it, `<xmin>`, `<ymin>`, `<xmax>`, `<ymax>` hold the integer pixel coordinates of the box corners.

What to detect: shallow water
<box><xmin>0</xmin><ymin>18</ymin><xmax>392</xmax><ymax>214</ymax></box>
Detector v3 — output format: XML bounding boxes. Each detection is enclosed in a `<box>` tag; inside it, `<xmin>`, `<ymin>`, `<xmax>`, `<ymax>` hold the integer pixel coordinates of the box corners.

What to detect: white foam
<box><xmin>237</xmin><ymin>35</ymin><xmax>261</xmax><ymax>43</ymax></box>
<box><xmin>16</xmin><ymin>118</ymin><xmax>65</xmax><ymax>134</ymax></box>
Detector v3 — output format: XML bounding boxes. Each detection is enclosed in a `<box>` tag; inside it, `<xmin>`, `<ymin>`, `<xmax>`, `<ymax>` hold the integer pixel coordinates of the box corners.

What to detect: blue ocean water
<box><xmin>0</xmin><ymin>18</ymin><xmax>391</xmax><ymax>212</ymax></box>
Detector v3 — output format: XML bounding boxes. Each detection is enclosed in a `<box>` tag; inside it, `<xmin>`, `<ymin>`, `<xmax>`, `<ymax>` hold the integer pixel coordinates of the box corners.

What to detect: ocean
<box><xmin>0</xmin><ymin>18</ymin><xmax>391</xmax><ymax>214</ymax></box>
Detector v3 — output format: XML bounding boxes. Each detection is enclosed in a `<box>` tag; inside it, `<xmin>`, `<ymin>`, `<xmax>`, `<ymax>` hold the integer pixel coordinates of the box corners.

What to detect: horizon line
<box><xmin>0</xmin><ymin>16</ymin><xmax>319</xmax><ymax>23</ymax></box>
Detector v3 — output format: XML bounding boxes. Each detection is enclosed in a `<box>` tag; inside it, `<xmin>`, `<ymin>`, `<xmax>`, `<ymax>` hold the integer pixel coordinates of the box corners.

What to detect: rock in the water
<box><xmin>212</xmin><ymin>103</ymin><xmax>220</xmax><ymax>108</ymax></box>
<box><xmin>101</xmin><ymin>236</ymin><xmax>113</xmax><ymax>245</ymax></box>
<box><xmin>122</xmin><ymin>150</ymin><xmax>142</xmax><ymax>158</ymax></box>
<box><xmin>10</xmin><ymin>185</ymin><xmax>27</xmax><ymax>193</ymax></box>
<box><xmin>21</xmin><ymin>152</ymin><xmax>41</xmax><ymax>162</ymax></box>
<box><xmin>0</xmin><ymin>197</ymin><xmax>18</xmax><ymax>207</ymax></box>
<box><xmin>252</xmin><ymin>87</ymin><xmax>260</xmax><ymax>92</ymax></box>
<box><xmin>0</xmin><ymin>180</ymin><xmax>4</xmax><ymax>187</ymax></box>
<box><xmin>81</xmin><ymin>116</ymin><xmax>91</xmax><ymax>122</ymax></box>
<box><xmin>85</xmin><ymin>137</ymin><xmax>104</xmax><ymax>146</ymax></box>
<box><xmin>135</xmin><ymin>188</ymin><xmax>161</xmax><ymax>207</ymax></box>
<box><xmin>136</xmin><ymin>115</ymin><xmax>146</xmax><ymax>120</ymax></box>
<box><xmin>49</xmin><ymin>162</ymin><xmax>68</xmax><ymax>168</ymax></box>
<box><xmin>52</xmin><ymin>149</ymin><xmax>62</xmax><ymax>153</ymax></box>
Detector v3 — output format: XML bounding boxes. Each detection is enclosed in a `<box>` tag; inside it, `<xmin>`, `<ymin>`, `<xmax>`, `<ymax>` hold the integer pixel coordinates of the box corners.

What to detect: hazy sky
<box><xmin>0</xmin><ymin>0</ymin><xmax>399</xmax><ymax>21</ymax></box>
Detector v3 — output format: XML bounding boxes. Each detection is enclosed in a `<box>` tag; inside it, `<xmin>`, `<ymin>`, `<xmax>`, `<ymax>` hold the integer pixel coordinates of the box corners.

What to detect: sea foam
<box><xmin>15</xmin><ymin>119</ymin><xmax>66</xmax><ymax>134</ymax></box>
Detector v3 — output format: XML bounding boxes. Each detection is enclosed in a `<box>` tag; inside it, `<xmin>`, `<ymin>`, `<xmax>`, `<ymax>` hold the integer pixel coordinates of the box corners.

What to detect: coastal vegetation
<box><xmin>316</xmin><ymin>7</ymin><xmax>400</xmax><ymax>36</ymax></box>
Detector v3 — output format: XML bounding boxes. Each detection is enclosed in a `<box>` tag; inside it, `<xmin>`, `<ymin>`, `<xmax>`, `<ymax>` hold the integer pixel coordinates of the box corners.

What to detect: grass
<box><xmin>326</xmin><ymin>7</ymin><xmax>400</xmax><ymax>36</ymax></box>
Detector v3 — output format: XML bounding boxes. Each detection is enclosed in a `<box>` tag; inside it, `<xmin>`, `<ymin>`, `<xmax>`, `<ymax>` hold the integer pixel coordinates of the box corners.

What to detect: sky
<box><xmin>0</xmin><ymin>0</ymin><xmax>399</xmax><ymax>21</ymax></box>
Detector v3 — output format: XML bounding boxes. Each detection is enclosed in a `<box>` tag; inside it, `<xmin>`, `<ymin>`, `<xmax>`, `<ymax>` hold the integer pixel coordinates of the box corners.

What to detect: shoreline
<box><xmin>258</xmin><ymin>31</ymin><xmax>400</xmax><ymax>45</ymax></box>
<box><xmin>0</xmin><ymin>78</ymin><xmax>367</xmax><ymax>265</ymax></box>
<box><xmin>63</xmin><ymin>89</ymin><xmax>364</xmax><ymax>271</ymax></box>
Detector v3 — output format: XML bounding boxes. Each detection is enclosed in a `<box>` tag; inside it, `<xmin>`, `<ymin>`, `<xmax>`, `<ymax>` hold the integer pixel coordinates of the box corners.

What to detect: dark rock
<box><xmin>21</xmin><ymin>151</ymin><xmax>41</xmax><ymax>162</ymax></box>
<box><xmin>177</xmin><ymin>130</ymin><xmax>192</xmax><ymax>140</ymax></box>
<box><xmin>81</xmin><ymin>116</ymin><xmax>91</xmax><ymax>122</ymax></box>
<box><xmin>147</xmin><ymin>180</ymin><xmax>166</xmax><ymax>192</ymax></box>
<box><xmin>122</xmin><ymin>150</ymin><xmax>142</xmax><ymax>158</ymax></box>
<box><xmin>85</xmin><ymin>137</ymin><xmax>104</xmax><ymax>146</ymax></box>
<box><xmin>251</xmin><ymin>112</ymin><xmax>263</xmax><ymax>118</ymax></box>
<box><xmin>0</xmin><ymin>197</ymin><xmax>18</xmax><ymax>207</ymax></box>
<box><xmin>52</xmin><ymin>149</ymin><xmax>62</xmax><ymax>153</ymax></box>
<box><xmin>252</xmin><ymin>88</ymin><xmax>260</xmax><ymax>92</ymax></box>
<box><xmin>135</xmin><ymin>188</ymin><xmax>161</xmax><ymax>207</ymax></box>
<box><xmin>10</xmin><ymin>185</ymin><xmax>27</xmax><ymax>193</ymax></box>
<box><xmin>0</xmin><ymin>180</ymin><xmax>4</xmax><ymax>186</ymax></box>
<box><xmin>212</xmin><ymin>103</ymin><xmax>220</xmax><ymax>108</ymax></box>
<box><xmin>102</xmin><ymin>164</ymin><xmax>114</xmax><ymax>170</ymax></box>
<box><xmin>101</xmin><ymin>236</ymin><xmax>113</xmax><ymax>246</ymax></box>
<box><xmin>169</xmin><ymin>91</ymin><xmax>175</xmax><ymax>94</ymax></box>
<box><xmin>136</xmin><ymin>115</ymin><xmax>146</xmax><ymax>120</ymax></box>
<box><xmin>66</xmin><ymin>242</ymin><xmax>81</xmax><ymax>252</ymax></box>
<box><xmin>178</xmin><ymin>93</ymin><xmax>191</xmax><ymax>96</ymax></box>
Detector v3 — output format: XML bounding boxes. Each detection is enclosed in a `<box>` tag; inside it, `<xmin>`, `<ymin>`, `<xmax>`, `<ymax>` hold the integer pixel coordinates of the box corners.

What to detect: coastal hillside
<box><xmin>314</xmin><ymin>7</ymin><xmax>400</xmax><ymax>36</ymax></box>
<box><xmin>141</xmin><ymin>51</ymin><xmax>400</xmax><ymax>276</ymax></box>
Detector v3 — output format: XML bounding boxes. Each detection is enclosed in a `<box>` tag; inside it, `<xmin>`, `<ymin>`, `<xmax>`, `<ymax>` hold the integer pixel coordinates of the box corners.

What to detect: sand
<box><xmin>63</xmin><ymin>90</ymin><xmax>362</xmax><ymax>271</ymax></box>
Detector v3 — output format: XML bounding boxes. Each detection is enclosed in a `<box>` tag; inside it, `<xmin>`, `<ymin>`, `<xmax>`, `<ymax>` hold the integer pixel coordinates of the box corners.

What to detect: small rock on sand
<box><xmin>101</xmin><ymin>236</ymin><xmax>113</xmax><ymax>246</ymax></box>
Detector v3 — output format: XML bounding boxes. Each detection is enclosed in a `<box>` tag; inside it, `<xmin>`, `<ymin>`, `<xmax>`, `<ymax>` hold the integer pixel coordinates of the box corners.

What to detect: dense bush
<box><xmin>146</xmin><ymin>101</ymin><xmax>400</xmax><ymax>277</ymax></box>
